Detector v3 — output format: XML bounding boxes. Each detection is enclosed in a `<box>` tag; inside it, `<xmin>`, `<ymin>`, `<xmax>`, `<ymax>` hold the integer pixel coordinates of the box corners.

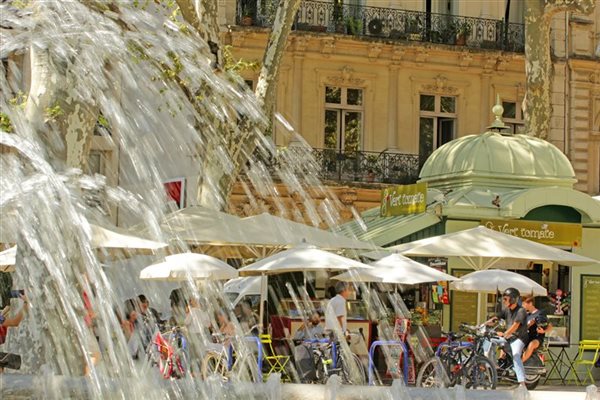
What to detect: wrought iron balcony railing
<box><xmin>236</xmin><ymin>0</ymin><xmax>525</xmax><ymax>53</ymax></box>
<box><xmin>258</xmin><ymin>147</ymin><xmax>420</xmax><ymax>185</ymax></box>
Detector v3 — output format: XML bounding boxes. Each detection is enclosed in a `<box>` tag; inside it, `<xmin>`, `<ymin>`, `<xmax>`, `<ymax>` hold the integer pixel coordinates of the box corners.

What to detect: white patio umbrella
<box><xmin>450</xmin><ymin>269</ymin><xmax>547</xmax><ymax>297</ymax></box>
<box><xmin>332</xmin><ymin>254</ymin><xmax>457</xmax><ymax>285</ymax></box>
<box><xmin>90</xmin><ymin>224</ymin><xmax>167</xmax><ymax>250</ymax></box>
<box><xmin>238</xmin><ymin>243</ymin><xmax>373</xmax><ymax>329</ymax></box>
<box><xmin>0</xmin><ymin>225</ymin><xmax>166</xmax><ymax>271</ymax></box>
<box><xmin>140</xmin><ymin>253</ymin><xmax>238</xmax><ymax>282</ymax></box>
<box><xmin>380</xmin><ymin>226</ymin><xmax>596</xmax><ymax>270</ymax></box>
<box><xmin>0</xmin><ymin>246</ymin><xmax>16</xmax><ymax>272</ymax></box>
<box><xmin>240</xmin><ymin>213</ymin><xmax>377</xmax><ymax>251</ymax></box>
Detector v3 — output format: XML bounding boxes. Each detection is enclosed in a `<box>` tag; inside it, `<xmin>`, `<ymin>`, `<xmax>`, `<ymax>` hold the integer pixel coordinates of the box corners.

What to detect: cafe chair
<box><xmin>259</xmin><ymin>333</ymin><xmax>291</xmax><ymax>381</ymax></box>
<box><xmin>569</xmin><ymin>340</ymin><xmax>600</xmax><ymax>385</ymax></box>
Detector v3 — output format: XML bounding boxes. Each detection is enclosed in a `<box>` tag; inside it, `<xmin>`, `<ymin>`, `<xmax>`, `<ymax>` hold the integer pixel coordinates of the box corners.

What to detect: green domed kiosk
<box><xmin>342</xmin><ymin>103</ymin><xmax>600</xmax><ymax>371</ymax></box>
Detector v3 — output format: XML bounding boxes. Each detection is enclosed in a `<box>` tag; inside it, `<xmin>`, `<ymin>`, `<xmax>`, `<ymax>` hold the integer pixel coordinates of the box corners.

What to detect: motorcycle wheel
<box><xmin>525</xmin><ymin>374</ymin><xmax>541</xmax><ymax>390</ymax></box>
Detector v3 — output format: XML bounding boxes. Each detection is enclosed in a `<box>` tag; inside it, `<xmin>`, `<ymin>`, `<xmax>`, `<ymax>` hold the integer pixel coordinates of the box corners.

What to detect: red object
<box><xmin>0</xmin><ymin>325</ymin><xmax>7</xmax><ymax>345</ymax></box>
<box><xmin>83</xmin><ymin>291</ymin><xmax>93</xmax><ymax>328</ymax></box>
<box><xmin>164</xmin><ymin>180</ymin><xmax>184</xmax><ymax>209</ymax></box>
<box><xmin>270</xmin><ymin>316</ymin><xmax>291</xmax><ymax>339</ymax></box>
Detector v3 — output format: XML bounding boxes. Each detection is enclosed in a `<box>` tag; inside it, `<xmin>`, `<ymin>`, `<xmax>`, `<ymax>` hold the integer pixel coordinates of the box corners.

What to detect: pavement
<box><xmin>1</xmin><ymin>373</ymin><xmax>597</xmax><ymax>399</ymax></box>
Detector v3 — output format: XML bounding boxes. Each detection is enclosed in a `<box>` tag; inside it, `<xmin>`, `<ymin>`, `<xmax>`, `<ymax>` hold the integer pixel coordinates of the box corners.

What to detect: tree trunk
<box><xmin>176</xmin><ymin>0</ymin><xmax>223</xmax><ymax>68</ymax></box>
<box><xmin>523</xmin><ymin>0</ymin><xmax>595</xmax><ymax>139</ymax></box>
<box><xmin>25</xmin><ymin>43</ymin><xmax>97</xmax><ymax>169</ymax></box>
<box><xmin>195</xmin><ymin>0</ymin><xmax>302</xmax><ymax>210</ymax></box>
<box><xmin>8</xmin><ymin>29</ymin><xmax>97</xmax><ymax>376</ymax></box>
<box><xmin>254</xmin><ymin>0</ymin><xmax>302</xmax><ymax>119</ymax></box>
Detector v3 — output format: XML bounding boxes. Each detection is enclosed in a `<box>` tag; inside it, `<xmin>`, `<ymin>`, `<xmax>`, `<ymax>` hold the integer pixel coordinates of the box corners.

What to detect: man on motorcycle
<box><xmin>522</xmin><ymin>296</ymin><xmax>552</xmax><ymax>363</ymax></box>
<box><xmin>486</xmin><ymin>287</ymin><xmax>528</xmax><ymax>388</ymax></box>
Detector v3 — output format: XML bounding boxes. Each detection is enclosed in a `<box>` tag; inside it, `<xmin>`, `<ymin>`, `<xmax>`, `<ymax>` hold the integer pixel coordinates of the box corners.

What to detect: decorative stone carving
<box><xmin>368</xmin><ymin>44</ymin><xmax>383</xmax><ymax>61</ymax></box>
<box><xmin>415</xmin><ymin>47</ymin><xmax>429</xmax><ymax>65</ymax></box>
<box><xmin>589</xmin><ymin>71</ymin><xmax>600</xmax><ymax>84</ymax></box>
<box><xmin>459</xmin><ymin>50</ymin><xmax>473</xmax><ymax>70</ymax></box>
<box><xmin>391</xmin><ymin>46</ymin><xmax>405</xmax><ymax>64</ymax></box>
<box><xmin>293</xmin><ymin>36</ymin><xmax>309</xmax><ymax>53</ymax></box>
<box><xmin>496</xmin><ymin>55</ymin><xmax>511</xmax><ymax>73</ymax></box>
<box><xmin>483</xmin><ymin>55</ymin><xmax>497</xmax><ymax>74</ymax></box>
<box><xmin>326</xmin><ymin>66</ymin><xmax>366</xmax><ymax>86</ymax></box>
<box><xmin>320</xmin><ymin>37</ymin><xmax>335</xmax><ymax>56</ymax></box>
<box><xmin>422</xmin><ymin>74</ymin><xmax>458</xmax><ymax>95</ymax></box>
<box><xmin>339</xmin><ymin>189</ymin><xmax>357</xmax><ymax>205</ymax></box>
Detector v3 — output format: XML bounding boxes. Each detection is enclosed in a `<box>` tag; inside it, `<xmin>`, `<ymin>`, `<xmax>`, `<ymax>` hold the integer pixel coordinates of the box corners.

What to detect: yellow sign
<box><xmin>481</xmin><ymin>219</ymin><xmax>582</xmax><ymax>248</ymax></box>
<box><xmin>380</xmin><ymin>183</ymin><xmax>427</xmax><ymax>217</ymax></box>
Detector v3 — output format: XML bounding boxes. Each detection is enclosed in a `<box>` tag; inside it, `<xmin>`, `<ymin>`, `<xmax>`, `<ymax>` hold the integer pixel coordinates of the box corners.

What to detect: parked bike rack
<box><xmin>302</xmin><ymin>338</ymin><xmax>337</xmax><ymax>368</ymax></box>
<box><xmin>227</xmin><ymin>336</ymin><xmax>264</xmax><ymax>382</ymax></box>
<box><xmin>368</xmin><ymin>340</ymin><xmax>409</xmax><ymax>385</ymax></box>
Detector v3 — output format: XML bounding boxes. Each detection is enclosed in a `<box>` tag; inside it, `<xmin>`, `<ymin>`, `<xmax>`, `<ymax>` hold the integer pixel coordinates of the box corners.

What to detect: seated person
<box><xmin>294</xmin><ymin>312</ymin><xmax>324</xmax><ymax>341</ymax></box>
<box><xmin>522</xmin><ymin>296</ymin><xmax>552</xmax><ymax>363</ymax></box>
<box><xmin>238</xmin><ymin>300</ymin><xmax>259</xmax><ymax>335</ymax></box>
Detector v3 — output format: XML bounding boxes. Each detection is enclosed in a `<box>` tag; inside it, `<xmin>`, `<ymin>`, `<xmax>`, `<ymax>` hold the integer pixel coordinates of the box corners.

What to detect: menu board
<box><xmin>451</xmin><ymin>269</ymin><xmax>478</xmax><ymax>331</ymax></box>
<box><xmin>581</xmin><ymin>275</ymin><xmax>600</xmax><ymax>340</ymax></box>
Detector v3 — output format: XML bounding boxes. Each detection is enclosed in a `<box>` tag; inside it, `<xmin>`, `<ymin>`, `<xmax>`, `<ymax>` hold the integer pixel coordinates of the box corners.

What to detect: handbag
<box><xmin>0</xmin><ymin>352</ymin><xmax>21</xmax><ymax>370</ymax></box>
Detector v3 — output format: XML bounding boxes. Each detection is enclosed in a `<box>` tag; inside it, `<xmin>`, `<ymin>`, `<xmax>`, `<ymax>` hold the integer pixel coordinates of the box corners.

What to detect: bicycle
<box><xmin>201</xmin><ymin>333</ymin><xmax>261</xmax><ymax>382</ymax></box>
<box><xmin>416</xmin><ymin>328</ymin><xmax>496</xmax><ymax>389</ymax></box>
<box><xmin>148</xmin><ymin>327</ymin><xmax>189</xmax><ymax>380</ymax></box>
<box><xmin>301</xmin><ymin>333</ymin><xmax>366</xmax><ymax>385</ymax></box>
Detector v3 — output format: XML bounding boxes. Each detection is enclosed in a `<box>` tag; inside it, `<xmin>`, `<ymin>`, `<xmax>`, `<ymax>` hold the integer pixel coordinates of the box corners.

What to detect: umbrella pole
<box><xmin>259</xmin><ymin>274</ymin><xmax>268</xmax><ymax>334</ymax></box>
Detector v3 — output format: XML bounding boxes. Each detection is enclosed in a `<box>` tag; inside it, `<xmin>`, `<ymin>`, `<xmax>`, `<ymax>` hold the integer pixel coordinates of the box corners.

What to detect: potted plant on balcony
<box><xmin>240</xmin><ymin>5</ymin><xmax>254</xmax><ymax>26</ymax></box>
<box><xmin>405</xmin><ymin>15</ymin><xmax>422</xmax><ymax>41</ymax></box>
<box><xmin>456</xmin><ymin>21</ymin><xmax>472</xmax><ymax>46</ymax></box>
<box><xmin>345</xmin><ymin>16</ymin><xmax>363</xmax><ymax>36</ymax></box>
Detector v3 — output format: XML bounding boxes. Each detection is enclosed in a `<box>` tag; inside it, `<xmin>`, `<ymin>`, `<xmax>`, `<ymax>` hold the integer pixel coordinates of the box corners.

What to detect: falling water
<box><xmin>0</xmin><ymin>1</ymin><xmax>567</xmax><ymax>400</ymax></box>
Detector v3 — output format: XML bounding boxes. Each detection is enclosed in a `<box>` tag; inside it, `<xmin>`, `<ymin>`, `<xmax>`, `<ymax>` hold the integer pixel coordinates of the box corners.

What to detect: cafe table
<box><xmin>543</xmin><ymin>341</ymin><xmax>577</xmax><ymax>385</ymax></box>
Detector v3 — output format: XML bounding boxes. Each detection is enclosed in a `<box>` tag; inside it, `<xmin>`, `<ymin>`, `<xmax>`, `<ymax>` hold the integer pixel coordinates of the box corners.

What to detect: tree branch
<box><xmin>254</xmin><ymin>0</ymin><xmax>302</xmax><ymax>118</ymax></box>
<box><xmin>175</xmin><ymin>0</ymin><xmax>222</xmax><ymax>67</ymax></box>
<box><xmin>544</xmin><ymin>0</ymin><xmax>595</xmax><ymax>15</ymax></box>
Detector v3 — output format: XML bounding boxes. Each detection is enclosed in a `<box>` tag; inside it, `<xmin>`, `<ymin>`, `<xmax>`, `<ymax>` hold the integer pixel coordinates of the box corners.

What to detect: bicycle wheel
<box><xmin>465</xmin><ymin>355</ymin><xmax>497</xmax><ymax>390</ymax></box>
<box><xmin>173</xmin><ymin>351</ymin><xmax>188</xmax><ymax>379</ymax></box>
<box><xmin>201</xmin><ymin>351</ymin><xmax>228</xmax><ymax>380</ymax></box>
<box><xmin>416</xmin><ymin>357</ymin><xmax>450</xmax><ymax>388</ymax></box>
<box><xmin>339</xmin><ymin>353</ymin><xmax>366</xmax><ymax>385</ymax></box>
<box><xmin>158</xmin><ymin>356</ymin><xmax>173</xmax><ymax>379</ymax></box>
<box><xmin>231</xmin><ymin>354</ymin><xmax>260</xmax><ymax>382</ymax></box>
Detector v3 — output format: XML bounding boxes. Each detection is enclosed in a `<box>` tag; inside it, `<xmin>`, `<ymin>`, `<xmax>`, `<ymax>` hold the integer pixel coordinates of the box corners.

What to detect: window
<box><xmin>87</xmin><ymin>150</ymin><xmax>107</xmax><ymax>175</ymax></box>
<box><xmin>324</xmin><ymin>86</ymin><xmax>363</xmax><ymax>152</ymax></box>
<box><xmin>419</xmin><ymin>94</ymin><xmax>456</xmax><ymax>165</ymax></box>
<box><xmin>502</xmin><ymin>101</ymin><xmax>524</xmax><ymax>134</ymax></box>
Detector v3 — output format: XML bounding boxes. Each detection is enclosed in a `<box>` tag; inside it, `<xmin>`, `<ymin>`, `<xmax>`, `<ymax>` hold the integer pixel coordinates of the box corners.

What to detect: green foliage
<box><xmin>97</xmin><ymin>115</ymin><xmax>110</xmax><ymax>129</ymax></box>
<box><xmin>222</xmin><ymin>45</ymin><xmax>260</xmax><ymax>73</ymax></box>
<box><xmin>45</xmin><ymin>103</ymin><xmax>63</xmax><ymax>121</ymax></box>
<box><xmin>457</xmin><ymin>21</ymin><xmax>472</xmax><ymax>37</ymax></box>
<box><xmin>1</xmin><ymin>92</ymin><xmax>27</xmax><ymax>133</ymax></box>
<box><xmin>0</xmin><ymin>113</ymin><xmax>13</xmax><ymax>133</ymax></box>
<box><xmin>345</xmin><ymin>16</ymin><xmax>362</xmax><ymax>36</ymax></box>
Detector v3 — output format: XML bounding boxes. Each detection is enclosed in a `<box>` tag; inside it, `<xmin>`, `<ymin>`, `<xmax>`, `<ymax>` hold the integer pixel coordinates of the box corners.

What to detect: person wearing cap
<box><xmin>486</xmin><ymin>287</ymin><xmax>528</xmax><ymax>387</ymax></box>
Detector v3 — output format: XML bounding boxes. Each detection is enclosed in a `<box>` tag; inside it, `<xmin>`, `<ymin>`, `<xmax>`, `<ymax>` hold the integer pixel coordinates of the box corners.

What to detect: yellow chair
<box><xmin>259</xmin><ymin>334</ymin><xmax>291</xmax><ymax>381</ymax></box>
<box><xmin>569</xmin><ymin>340</ymin><xmax>600</xmax><ymax>385</ymax></box>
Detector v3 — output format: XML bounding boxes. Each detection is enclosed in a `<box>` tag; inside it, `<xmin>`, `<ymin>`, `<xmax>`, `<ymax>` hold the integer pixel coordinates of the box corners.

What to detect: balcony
<box><xmin>260</xmin><ymin>147</ymin><xmax>420</xmax><ymax>185</ymax></box>
<box><xmin>237</xmin><ymin>0</ymin><xmax>525</xmax><ymax>53</ymax></box>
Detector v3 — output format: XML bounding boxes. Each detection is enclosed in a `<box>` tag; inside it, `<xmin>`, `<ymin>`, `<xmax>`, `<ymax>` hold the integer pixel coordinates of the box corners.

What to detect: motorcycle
<box><xmin>461</xmin><ymin>323</ymin><xmax>546</xmax><ymax>390</ymax></box>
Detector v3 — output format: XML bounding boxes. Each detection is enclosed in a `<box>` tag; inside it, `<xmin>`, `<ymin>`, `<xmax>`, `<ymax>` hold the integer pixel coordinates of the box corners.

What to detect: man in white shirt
<box><xmin>325</xmin><ymin>282</ymin><xmax>351</xmax><ymax>336</ymax></box>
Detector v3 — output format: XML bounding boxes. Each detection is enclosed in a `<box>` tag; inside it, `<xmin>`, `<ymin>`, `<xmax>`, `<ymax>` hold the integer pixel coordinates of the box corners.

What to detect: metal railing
<box><xmin>259</xmin><ymin>147</ymin><xmax>420</xmax><ymax>185</ymax></box>
<box><xmin>236</xmin><ymin>0</ymin><xmax>525</xmax><ymax>53</ymax></box>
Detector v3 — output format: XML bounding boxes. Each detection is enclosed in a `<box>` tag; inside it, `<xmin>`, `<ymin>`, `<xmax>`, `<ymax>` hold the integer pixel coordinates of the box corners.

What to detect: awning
<box><xmin>338</xmin><ymin>207</ymin><xmax>441</xmax><ymax>247</ymax></box>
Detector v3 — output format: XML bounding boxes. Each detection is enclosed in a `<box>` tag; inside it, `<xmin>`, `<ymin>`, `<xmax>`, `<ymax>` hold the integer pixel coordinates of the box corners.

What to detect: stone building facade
<box><xmin>220</xmin><ymin>0</ymin><xmax>600</xmax><ymax>213</ymax></box>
